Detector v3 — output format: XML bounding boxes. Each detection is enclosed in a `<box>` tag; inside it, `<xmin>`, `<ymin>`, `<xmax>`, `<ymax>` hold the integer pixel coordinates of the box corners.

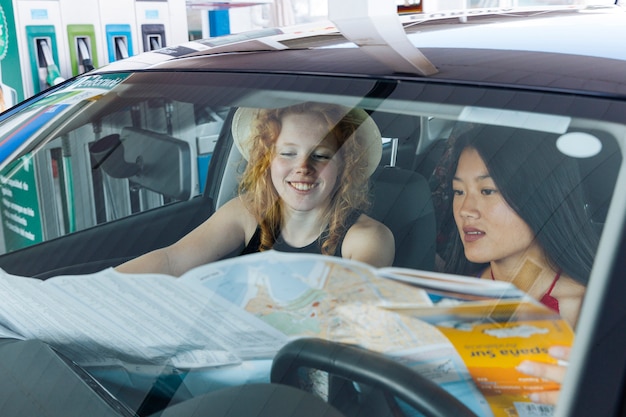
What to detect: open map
<box><xmin>185</xmin><ymin>251</ymin><xmax>448</xmax><ymax>352</ymax></box>
<box><xmin>0</xmin><ymin>250</ymin><xmax>572</xmax><ymax>417</ymax></box>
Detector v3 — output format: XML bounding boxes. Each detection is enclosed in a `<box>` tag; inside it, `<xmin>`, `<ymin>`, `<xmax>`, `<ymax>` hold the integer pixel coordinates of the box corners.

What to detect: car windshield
<box><xmin>0</xmin><ymin>68</ymin><xmax>622</xmax><ymax>417</ymax></box>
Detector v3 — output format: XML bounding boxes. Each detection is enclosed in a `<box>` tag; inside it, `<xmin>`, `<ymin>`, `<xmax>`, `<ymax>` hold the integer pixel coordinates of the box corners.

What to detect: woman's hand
<box><xmin>516</xmin><ymin>346</ymin><xmax>571</xmax><ymax>405</ymax></box>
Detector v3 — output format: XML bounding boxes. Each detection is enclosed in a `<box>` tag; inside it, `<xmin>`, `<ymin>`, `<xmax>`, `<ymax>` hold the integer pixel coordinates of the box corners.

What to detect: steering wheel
<box><xmin>270</xmin><ymin>338</ymin><xmax>478</xmax><ymax>417</ymax></box>
<box><xmin>151</xmin><ymin>338</ymin><xmax>477</xmax><ymax>417</ymax></box>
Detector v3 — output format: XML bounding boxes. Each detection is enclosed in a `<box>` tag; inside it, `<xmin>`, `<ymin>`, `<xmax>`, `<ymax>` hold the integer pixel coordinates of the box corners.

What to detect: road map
<box><xmin>180</xmin><ymin>251</ymin><xmax>494</xmax><ymax>416</ymax></box>
<box><xmin>184</xmin><ymin>251</ymin><xmax>448</xmax><ymax>353</ymax></box>
<box><xmin>0</xmin><ymin>250</ymin><xmax>570</xmax><ymax>416</ymax></box>
<box><xmin>181</xmin><ymin>251</ymin><xmax>571</xmax><ymax>417</ymax></box>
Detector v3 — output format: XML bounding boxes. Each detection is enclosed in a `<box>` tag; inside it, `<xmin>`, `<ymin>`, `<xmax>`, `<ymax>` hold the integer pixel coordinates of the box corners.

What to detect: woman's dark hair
<box><xmin>439</xmin><ymin>125</ymin><xmax>599</xmax><ymax>285</ymax></box>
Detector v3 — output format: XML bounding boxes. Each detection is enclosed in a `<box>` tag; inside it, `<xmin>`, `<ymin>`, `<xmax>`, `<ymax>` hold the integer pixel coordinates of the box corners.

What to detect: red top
<box><xmin>539</xmin><ymin>271</ymin><xmax>561</xmax><ymax>313</ymax></box>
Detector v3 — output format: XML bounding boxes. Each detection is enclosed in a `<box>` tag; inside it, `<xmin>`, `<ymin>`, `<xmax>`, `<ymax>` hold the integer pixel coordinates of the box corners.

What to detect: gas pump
<box><xmin>76</xmin><ymin>37</ymin><xmax>95</xmax><ymax>72</ymax></box>
<box><xmin>11</xmin><ymin>0</ymin><xmax>187</xmax><ymax>99</ymax></box>
<box><xmin>134</xmin><ymin>0</ymin><xmax>188</xmax><ymax>52</ymax></box>
<box><xmin>142</xmin><ymin>23</ymin><xmax>165</xmax><ymax>51</ymax></box>
<box><xmin>57</xmin><ymin>0</ymin><xmax>103</xmax><ymax>77</ymax></box>
<box><xmin>105</xmin><ymin>24</ymin><xmax>134</xmax><ymax>62</ymax></box>
<box><xmin>67</xmin><ymin>25</ymin><xmax>98</xmax><ymax>75</ymax></box>
<box><xmin>13</xmin><ymin>1</ymin><xmax>69</xmax><ymax>96</ymax></box>
<box><xmin>13</xmin><ymin>0</ymin><xmax>103</xmax><ymax>96</ymax></box>
<box><xmin>30</xmin><ymin>27</ymin><xmax>65</xmax><ymax>92</ymax></box>
<box><xmin>98</xmin><ymin>0</ymin><xmax>137</xmax><ymax>62</ymax></box>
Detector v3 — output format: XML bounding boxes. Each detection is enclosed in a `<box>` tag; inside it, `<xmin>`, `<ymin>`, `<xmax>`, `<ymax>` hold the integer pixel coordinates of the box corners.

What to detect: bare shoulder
<box><xmin>218</xmin><ymin>195</ymin><xmax>249</xmax><ymax>213</ymax></box>
<box><xmin>174</xmin><ymin>196</ymin><xmax>257</xmax><ymax>261</ymax></box>
<box><xmin>201</xmin><ymin>196</ymin><xmax>258</xmax><ymax>244</ymax></box>
<box><xmin>343</xmin><ymin>214</ymin><xmax>395</xmax><ymax>267</ymax></box>
<box><xmin>554</xmin><ymin>274</ymin><xmax>586</xmax><ymax>328</ymax></box>
<box><xmin>352</xmin><ymin>214</ymin><xmax>392</xmax><ymax>235</ymax></box>
<box><xmin>210</xmin><ymin>196</ymin><xmax>256</xmax><ymax>228</ymax></box>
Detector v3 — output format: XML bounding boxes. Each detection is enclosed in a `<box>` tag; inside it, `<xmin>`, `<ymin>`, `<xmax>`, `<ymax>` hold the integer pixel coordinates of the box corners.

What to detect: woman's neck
<box><xmin>280</xmin><ymin>207</ymin><xmax>328</xmax><ymax>247</ymax></box>
<box><xmin>489</xmin><ymin>257</ymin><xmax>559</xmax><ymax>299</ymax></box>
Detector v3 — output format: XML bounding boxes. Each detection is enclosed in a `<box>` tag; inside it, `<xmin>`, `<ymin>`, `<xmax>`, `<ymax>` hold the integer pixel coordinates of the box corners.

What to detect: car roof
<box><xmin>97</xmin><ymin>5</ymin><xmax>626</xmax><ymax>97</ymax></box>
<box><xmin>151</xmin><ymin>47</ymin><xmax>626</xmax><ymax>96</ymax></box>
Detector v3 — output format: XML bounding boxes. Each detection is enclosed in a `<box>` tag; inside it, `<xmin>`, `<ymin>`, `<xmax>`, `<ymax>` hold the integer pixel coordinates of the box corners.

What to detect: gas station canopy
<box><xmin>186</xmin><ymin>1</ymin><xmax>273</xmax><ymax>10</ymax></box>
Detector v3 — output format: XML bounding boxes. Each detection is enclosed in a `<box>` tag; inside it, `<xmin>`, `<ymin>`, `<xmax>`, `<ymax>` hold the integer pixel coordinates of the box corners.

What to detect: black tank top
<box><xmin>240</xmin><ymin>211</ymin><xmax>362</xmax><ymax>257</ymax></box>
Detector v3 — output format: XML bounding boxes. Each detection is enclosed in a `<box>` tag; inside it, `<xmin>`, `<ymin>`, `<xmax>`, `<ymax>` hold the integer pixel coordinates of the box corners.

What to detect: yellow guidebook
<box><xmin>379</xmin><ymin>269</ymin><xmax>573</xmax><ymax>417</ymax></box>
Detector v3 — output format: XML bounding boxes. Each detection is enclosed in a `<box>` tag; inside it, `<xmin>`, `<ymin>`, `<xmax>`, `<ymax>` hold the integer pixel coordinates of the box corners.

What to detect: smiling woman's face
<box><xmin>270</xmin><ymin>112</ymin><xmax>341</xmax><ymax>214</ymax></box>
<box><xmin>452</xmin><ymin>147</ymin><xmax>540</xmax><ymax>269</ymax></box>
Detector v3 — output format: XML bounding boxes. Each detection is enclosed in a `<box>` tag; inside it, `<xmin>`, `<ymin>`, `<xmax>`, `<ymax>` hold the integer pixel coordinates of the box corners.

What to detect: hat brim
<box><xmin>232</xmin><ymin>106</ymin><xmax>382</xmax><ymax>177</ymax></box>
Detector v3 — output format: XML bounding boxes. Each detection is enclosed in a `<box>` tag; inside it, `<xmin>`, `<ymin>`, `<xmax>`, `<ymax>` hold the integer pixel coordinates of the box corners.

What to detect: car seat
<box><xmin>368</xmin><ymin>166</ymin><xmax>436</xmax><ymax>271</ymax></box>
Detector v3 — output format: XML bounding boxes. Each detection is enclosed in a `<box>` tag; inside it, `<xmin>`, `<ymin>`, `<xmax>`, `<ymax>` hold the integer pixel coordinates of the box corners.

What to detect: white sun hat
<box><xmin>231</xmin><ymin>105</ymin><xmax>383</xmax><ymax>177</ymax></box>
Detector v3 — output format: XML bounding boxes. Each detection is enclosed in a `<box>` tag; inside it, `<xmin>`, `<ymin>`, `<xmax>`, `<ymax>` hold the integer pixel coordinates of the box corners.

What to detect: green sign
<box><xmin>0</xmin><ymin>5</ymin><xmax>8</xmax><ymax>60</ymax></box>
<box><xmin>0</xmin><ymin>2</ymin><xmax>25</xmax><ymax>107</ymax></box>
<box><xmin>0</xmin><ymin>155</ymin><xmax>43</xmax><ymax>251</ymax></box>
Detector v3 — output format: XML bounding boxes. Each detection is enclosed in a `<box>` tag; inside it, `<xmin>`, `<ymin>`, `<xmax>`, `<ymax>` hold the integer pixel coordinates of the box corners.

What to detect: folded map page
<box><xmin>0</xmin><ymin>268</ymin><xmax>287</xmax><ymax>369</ymax></box>
<box><xmin>377</xmin><ymin>266</ymin><xmax>526</xmax><ymax>298</ymax></box>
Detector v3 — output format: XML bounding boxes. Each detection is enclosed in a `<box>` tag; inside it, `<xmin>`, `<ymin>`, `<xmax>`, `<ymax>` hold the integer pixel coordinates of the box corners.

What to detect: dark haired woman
<box><xmin>437</xmin><ymin>125</ymin><xmax>600</xmax><ymax>405</ymax></box>
<box><xmin>440</xmin><ymin>125</ymin><xmax>598</xmax><ymax>327</ymax></box>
